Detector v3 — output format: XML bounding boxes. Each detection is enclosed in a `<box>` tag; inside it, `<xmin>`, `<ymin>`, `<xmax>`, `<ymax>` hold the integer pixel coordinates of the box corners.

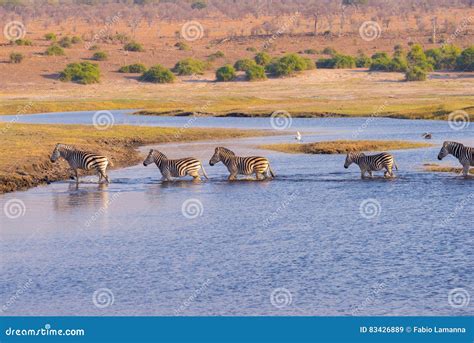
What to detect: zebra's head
<box><xmin>50</xmin><ymin>143</ymin><xmax>62</xmax><ymax>162</ymax></box>
<box><xmin>344</xmin><ymin>152</ymin><xmax>364</xmax><ymax>169</ymax></box>
<box><xmin>438</xmin><ymin>141</ymin><xmax>454</xmax><ymax>160</ymax></box>
<box><xmin>209</xmin><ymin>147</ymin><xmax>234</xmax><ymax>166</ymax></box>
<box><xmin>143</xmin><ymin>149</ymin><xmax>167</xmax><ymax>166</ymax></box>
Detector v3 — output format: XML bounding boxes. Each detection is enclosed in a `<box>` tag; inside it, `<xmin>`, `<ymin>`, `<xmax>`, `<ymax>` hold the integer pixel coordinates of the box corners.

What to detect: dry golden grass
<box><xmin>260</xmin><ymin>140</ymin><xmax>432</xmax><ymax>154</ymax></box>
<box><xmin>422</xmin><ymin>163</ymin><xmax>474</xmax><ymax>175</ymax></box>
<box><xmin>0</xmin><ymin>123</ymin><xmax>274</xmax><ymax>193</ymax></box>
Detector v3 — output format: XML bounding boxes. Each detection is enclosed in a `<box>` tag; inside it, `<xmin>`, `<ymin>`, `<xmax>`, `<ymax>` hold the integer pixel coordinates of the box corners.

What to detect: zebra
<box><xmin>50</xmin><ymin>143</ymin><xmax>110</xmax><ymax>184</ymax></box>
<box><xmin>438</xmin><ymin>141</ymin><xmax>474</xmax><ymax>176</ymax></box>
<box><xmin>143</xmin><ymin>149</ymin><xmax>208</xmax><ymax>181</ymax></box>
<box><xmin>344</xmin><ymin>152</ymin><xmax>398</xmax><ymax>179</ymax></box>
<box><xmin>209</xmin><ymin>147</ymin><xmax>275</xmax><ymax>180</ymax></box>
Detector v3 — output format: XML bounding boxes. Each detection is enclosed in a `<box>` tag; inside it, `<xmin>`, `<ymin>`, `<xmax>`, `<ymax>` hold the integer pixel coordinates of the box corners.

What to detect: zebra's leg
<box><xmin>75</xmin><ymin>169</ymin><xmax>79</xmax><ymax>185</ymax></box>
<box><xmin>228</xmin><ymin>173</ymin><xmax>237</xmax><ymax>181</ymax></box>
<box><xmin>368</xmin><ymin>171</ymin><xmax>374</xmax><ymax>178</ymax></box>
<box><xmin>189</xmin><ymin>171</ymin><xmax>201</xmax><ymax>181</ymax></box>
<box><xmin>462</xmin><ymin>164</ymin><xmax>470</xmax><ymax>177</ymax></box>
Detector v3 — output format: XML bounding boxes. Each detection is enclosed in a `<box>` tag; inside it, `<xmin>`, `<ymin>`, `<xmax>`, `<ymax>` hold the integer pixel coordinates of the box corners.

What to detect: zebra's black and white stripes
<box><xmin>50</xmin><ymin>143</ymin><xmax>110</xmax><ymax>184</ymax></box>
<box><xmin>438</xmin><ymin>141</ymin><xmax>474</xmax><ymax>176</ymax></box>
<box><xmin>209</xmin><ymin>147</ymin><xmax>275</xmax><ymax>180</ymax></box>
<box><xmin>344</xmin><ymin>152</ymin><xmax>397</xmax><ymax>179</ymax></box>
<box><xmin>143</xmin><ymin>149</ymin><xmax>208</xmax><ymax>181</ymax></box>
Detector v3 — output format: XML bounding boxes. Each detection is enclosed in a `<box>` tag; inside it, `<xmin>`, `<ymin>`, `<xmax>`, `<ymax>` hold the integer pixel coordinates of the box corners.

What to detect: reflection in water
<box><xmin>52</xmin><ymin>182</ymin><xmax>110</xmax><ymax>213</ymax></box>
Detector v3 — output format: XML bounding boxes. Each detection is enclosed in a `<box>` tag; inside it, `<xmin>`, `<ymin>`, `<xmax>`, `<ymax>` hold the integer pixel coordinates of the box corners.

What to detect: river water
<box><xmin>0</xmin><ymin>111</ymin><xmax>472</xmax><ymax>316</ymax></box>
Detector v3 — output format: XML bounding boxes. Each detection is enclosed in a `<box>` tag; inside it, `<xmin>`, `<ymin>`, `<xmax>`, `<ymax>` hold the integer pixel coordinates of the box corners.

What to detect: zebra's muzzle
<box><xmin>209</xmin><ymin>162</ymin><xmax>214</xmax><ymax>166</ymax></box>
<box><xmin>344</xmin><ymin>165</ymin><xmax>348</xmax><ymax>169</ymax></box>
<box><xmin>437</xmin><ymin>156</ymin><xmax>442</xmax><ymax>160</ymax></box>
<box><xmin>143</xmin><ymin>162</ymin><xmax>148</xmax><ymax>166</ymax></box>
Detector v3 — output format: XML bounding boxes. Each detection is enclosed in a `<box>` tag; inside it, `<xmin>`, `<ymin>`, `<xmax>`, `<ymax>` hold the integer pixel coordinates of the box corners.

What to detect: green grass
<box><xmin>422</xmin><ymin>163</ymin><xmax>474</xmax><ymax>175</ymax></box>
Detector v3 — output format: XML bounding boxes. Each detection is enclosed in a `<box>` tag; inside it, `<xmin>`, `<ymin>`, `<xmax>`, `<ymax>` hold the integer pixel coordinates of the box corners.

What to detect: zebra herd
<box><xmin>49</xmin><ymin>141</ymin><xmax>474</xmax><ymax>184</ymax></box>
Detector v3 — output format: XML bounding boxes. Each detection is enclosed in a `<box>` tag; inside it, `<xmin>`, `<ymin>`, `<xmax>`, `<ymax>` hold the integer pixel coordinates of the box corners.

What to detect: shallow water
<box><xmin>0</xmin><ymin>112</ymin><xmax>473</xmax><ymax>316</ymax></box>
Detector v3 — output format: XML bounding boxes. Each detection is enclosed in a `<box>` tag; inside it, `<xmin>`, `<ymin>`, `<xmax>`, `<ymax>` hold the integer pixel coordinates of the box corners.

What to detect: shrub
<box><xmin>172</xmin><ymin>58</ymin><xmax>206</xmax><ymax>75</ymax></box>
<box><xmin>92</xmin><ymin>51</ymin><xmax>108</xmax><ymax>61</ymax></box>
<box><xmin>254</xmin><ymin>52</ymin><xmax>271</xmax><ymax>66</ymax></box>
<box><xmin>266</xmin><ymin>53</ymin><xmax>307</xmax><ymax>76</ymax></box>
<box><xmin>317</xmin><ymin>54</ymin><xmax>355</xmax><ymax>69</ymax></box>
<box><xmin>191</xmin><ymin>0</ymin><xmax>206</xmax><ymax>9</ymax></box>
<box><xmin>322</xmin><ymin>47</ymin><xmax>337</xmax><ymax>55</ymax></box>
<box><xmin>59</xmin><ymin>62</ymin><xmax>100</xmax><ymax>84</ymax></box>
<box><xmin>456</xmin><ymin>46</ymin><xmax>474</xmax><ymax>71</ymax></box>
<box><xmin>426</xmin><ymin>45</ymin><xmax>461</xmax><ymax>70</ymax></box>
<box><xmin>124</xmin><ymin>41</ymin><xmax>144</xmax><ymax>52</ymax></box>
<box><xmin>245</xmin><ymin>65</ymin><xmax>267</xmax><ymax>81</ymax></box>
<box><xmin>369</xmin><ymin>53</ymin><xmax>391</xmax><ymax>71</ymax></box>
<box><xmin>59</xmin><ymin>36</ymin><xmax>72</xmax><ymax>48</ymax></box>
<box><xmin>303</xmin><ymin>49</ymin><xmax>317</xmax><ymax>54</ymax></box>
<box><xmin>45</xmin><ymin>44</ymin><xmax>65</xmax><ymax>56</ymax></box>
<box><xmin>14</xmin><ymin>39</ymin><xmax>32</xmax><ymax>46</ymax></box>
<box><xmin>215</xmin><ymin>65</ymin><xmax>236</xmax><ymax>81</ymax></box>
<box><xmin>208</xmin><ymin>51</ymin><xmax>225</xmax><ymax>61</ymax></box>
<box><xmin>388</xmin><ymin>56</ymin><xmax>408</xmax><ymax>72</ymax></box>
<box><xmin>139</xmin><ymin>65</ymin><xmax>175</xmax><ymax>83</ymax></box>
<box><xmin>355</xmin><ymin>54</ymin><xmax>371</xmax><ymax>68</ymax></box>
<box><xmin>114</xmin><ymin>33</ymin><xmax>130</xmax><ymax>43</ymax></box>
<box><xmin>71</xmin><ymin>36</ymin><xmax>82</xmax><ymax>44</ymax></box>
<box><xmin>9</xmin><ymin>52</ymin><xmax>23</xmax><ymax>63</ymax></box>
<box><xmin>234</xmin><ymin>58</ymin><xmax>257</xmax><ymax>72</ymax></box>
<box><xmin>44</xmin><ymin>33</ymin><xmax>57</xmax><ymax>41</ymax></box>
<box><xmin>405</xmin><ymin>66</ymin><xmax>427</xmax><ymax>81</ymax></box>
<box><xmin>407</xmin><ymin>44</ymin><xmax>432</xmax><ymax>70</ymax></box>
<box><xmin>118</xmin><ymin>63</ymin><xmax>147</xmax><ymax>73</ymax></box>
<box><xmin>246</xmin><ymin>47</ymin><xmax>257</xmax><ymax>52</ymax></box>
<box><xmin>89</xmin><ymin>44</ymin><xmax>99</xmax><ymax>51</ymax></box>
<box><xmin>175</xmin><ymin>41</ymin><xmax>190</xmax><ymax>51</ymax></box>
<box><xmin>302</xmin><ymin>57</ymin><xmax>316</xmax><ymax>70</ymax></box>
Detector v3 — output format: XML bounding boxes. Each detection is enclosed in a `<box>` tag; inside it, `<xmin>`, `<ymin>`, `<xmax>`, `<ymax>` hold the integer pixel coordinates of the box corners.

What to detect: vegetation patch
<box><xmin>9</xmin><ymin>52</ymin><xmax>23</xmax><ymax>63</ymax></box>
<box><xmin>92</xmin><ymin>51</ymin><xmax>108</xmax><ymax>61</ymax></box>
<box><xmin>45</xmin><ymin>44</ymin><xmax>65</xmax><ymax>56</ymax></box>
<box><xmin>234</xmin><ymin>58</ymin><xmax>257</xmax><ymax>72</ymax></box>
<box><xmin>59</xmin><ymin>62</ymin><xmax>100</xmax><ymax>84</ymax></box>
<box><xmin>216</xmin><ymin>64</ymin><xmax>236</xmax><ymax>81</ymax></box>
<box><xmin>422</xmin><ymin>163</ymin><xmax>474</xmax><ymax>175</ymax></box>
<box><xmin>139</xmin><ymin>64</ymin><xmax>175</xmax><ymax>83</ymax></box>
<box><xmin>124</xmin><ymin>41</ymin><xmax>144</xmax><ymax>52</ymax></box>
<box><xmin>245</xmin><ymin>65</ymin><xmax>267</xmax><ymax>81</ymax></box>
<box><xmin>260</xmin><ymin>140</ymin><xmax>432</xmax><ymax>154</ymax></box>
<box><xmin>172</xmin><ymin>58</ymin><xmax>206</xmax><ymax>75</ymax></box>
<box><xmin>118</xmin><ymin>63</ymin><xmax>147</xmax><ymax>73</ymax></box>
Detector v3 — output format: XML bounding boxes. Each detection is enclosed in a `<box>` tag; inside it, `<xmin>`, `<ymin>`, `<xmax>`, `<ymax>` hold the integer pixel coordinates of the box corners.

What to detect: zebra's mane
<box><xmin>151</xmin><ymin>150</ymin><xmax>168</xmax><ymax>159</ymax></box>
<box><xmin>218</xmin><ymin>147</ymin><xmax>235</xmax><ymax>156</ymax></box>
<box><xmin>444</xmin><ymin>141</ymin><xmax>464</xmax><ymax>148</ymax></box>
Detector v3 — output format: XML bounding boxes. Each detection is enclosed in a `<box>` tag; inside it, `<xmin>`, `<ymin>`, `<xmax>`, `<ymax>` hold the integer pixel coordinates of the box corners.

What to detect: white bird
<box><xmin>295</xmin><ymin>131</ymin><xmax>302</xmax><ymax>141</ymax></box>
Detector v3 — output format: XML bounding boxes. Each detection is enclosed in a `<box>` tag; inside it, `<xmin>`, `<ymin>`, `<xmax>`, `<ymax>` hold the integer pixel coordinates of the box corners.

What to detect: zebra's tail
<box><xmin>201</xmin><ymin>164</ymin><xmax>209</xmax><ymax>180</ymax></box>
<box><xmin>268</xmin><ymin>165</ymin><xmax>275</xmax><ymax>178</ymax></box>
<box><xmin>393</xmin><ymin>160</ymin><xmax>398</xmax><ymax>170</ymax></box>
<box><xmin>108</xmin><ymin>158</ymin><xmax>114</xmax><ymax>168</ymax></box>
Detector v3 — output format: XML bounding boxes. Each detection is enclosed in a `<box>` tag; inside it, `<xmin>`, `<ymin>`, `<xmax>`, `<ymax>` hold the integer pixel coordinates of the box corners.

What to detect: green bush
<box><xmin>254</xmin><ymin>52</ymin><xmax>271</xmax><ymax>66</ymax></box>
<box><xmin>172</xmin><ymin>58</ymin><xmax>206</xmax><ymax>75</ymax></box>
<box><xmin>14</xmin><ymin>39</ymin><xmax>32</xmax><ymax>46</ymax></box>
<box><xmin>317</xmin><ymin>54</ymin><xmax>355</xmax><ymax>69</ymax></box>
<box><xmin>426</xmin><ymin>45</ymin><xmax>461</xmax><ymax>70</ymax></box>
<box><xmin>369</xmin><ymin>53</ymin><xmax>391</xmax><ymax>71</ymax></box>
<box><xmin>9</xmin><ymin>52</ymin><xmax>23</xmax><ymax>63</ymax></box>
<box><xmin>405</xmin><ymin>66</ymin><xmax>427</xmax><ymax>81</ymax></box>
<box><xmin>388</xmin><ymin>56</ymin><xmax>408</xmax><ymax>72</ymax></box>
<box><xmin>266</xmin><ymin>53</ymin><xmax>307</xmax><ymax>76</ymax></box>
<box><xmin>118</xmin><ymin>63</ymin><xmax>147</xmax><ymax>73</ymax></box>
<box><xmin>302</xmin><ymin>57</ymin><xmax>316</xmax><ymax>70</ymax></box>
<box><xmin>207</xmin><ymin>51</ymin><xmax>225</xmax><ymax>61</ymax></box>
<box><xmin>322</xmin><ymin>47</ymin><xmax>337</xmax><ymax>55</ymax></box>
<box><xmin>45</xmin><ymin>44</ymin><xmax>65</xmax><ymax>56</ymax></box>
<box><xmin>124</xmin><ymin>41</ymin><xmax>144</xmax><ymax>52</ymax></box>
<box><xmin>44</xmin><ymin>33</ymin><xmax>57</xmax><ymax>41</ymax></box>
<box><xmin>58</xmin><ymin>36</ymin><xmax>72</xmax><ymax>48</ymax></box>
<box><xmin>175</xmin><ymin>41</ymin><xmax>190</xmax><ymax>51</ymax></box>
<box><xmin>245</xmin><ymin>65</ymin><xmax>267</xmax><ymax>81</ymax></box>
<box><xmin>456</xmin><ymin>46</ymin><xmax>474</xmax><ymax>71</ymax></box>
<box><xmin>191</xmin><ymin>0</ymin><xmax>206</xmax><ymax>9</ymax></box>
<box><xmin>215</xmin><ymin>65</ymin><xmax>236</xmax><ymax>81</ymax></box>
<box><xmin>139</xmin><ymin>65</ymin><xmax>175</xmax><ymax>83</ymax></box>
<box><xmin>303</xmin><ymin>49</ymin><xmax>317</xmax><ymax>54</ymax></box>
<box><xmin>59</xmin><ymin>62</ymin><xmax>100</xmax><ymax>84</ymax></box>
<box><xmin>71</xmin><ymin>36</ymin><xmax>82</xmax><ymax>44</ymax></box>
<box><xmin>89</xmin><ymin>44</ymin><xmax>99</xmax><ymax>51</ymax></box>
<box><xmin>355</xmin><ymin>54</ymin><xmax>371</xmax><ymax>68</ymax></box>
<box><xmin>114</xmin><ymin>33</ymin><xmax>130</xmax><ymax>44</ymax></box>
<box><xmin>92</xmin><ymin>51</ymin><xmax>108</xmax><ymax>61</ymax></box>
<box><xmin>234</xmin><ymin>58</ymin><xmax>257</xmax><ymax>71</ymax></box>
<box><xmin>246</xmin><ymin>47</ymin><xmax>257</xmax><ymax>52</ymax></box>
<box><xmin>407</xmin><ymin>44</ymin><xmax>432</xmax><ymax>71</ymax></box>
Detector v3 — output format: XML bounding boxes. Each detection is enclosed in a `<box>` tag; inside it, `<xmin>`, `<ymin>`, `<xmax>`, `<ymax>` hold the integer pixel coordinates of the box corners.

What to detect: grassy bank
<box><xmin>260</xmin><ymin>140</ymin><xmax>432</xmax><ymax>154</ymax></box>
<box><xmin>423</xmin><ymin>163</ymin><xmax>474</xmax><ymax>175</ymax></box>
<box><xmin>0</xmin><ymin>123</ymin><xmax>275</xmax><ymax>193</ymax></box>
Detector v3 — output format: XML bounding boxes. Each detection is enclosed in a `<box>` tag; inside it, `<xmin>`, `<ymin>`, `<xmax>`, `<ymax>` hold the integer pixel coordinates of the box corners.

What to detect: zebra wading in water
<box><xmin>143</xmin><ymin>149</ymin><xmax>208</xmax><ymax>181</ymax></box>
<box><xmin>50</xmin><ymin>143</ymin><xmax>111</xmax><ymax>184</ymax></box>
<box><xmin>438</xmin><ymin>141</ymin><xmax>474</xmax><ymax>176</ymax></box>
<box><xmin>209</xmin><ymin>147</ymin><xmax>275</xmax><ymax>180</ymax></box>
<box><xmin>344</xmin><ymin>152</ymin><xmax>398</xmax><ymax>179</ymax></box>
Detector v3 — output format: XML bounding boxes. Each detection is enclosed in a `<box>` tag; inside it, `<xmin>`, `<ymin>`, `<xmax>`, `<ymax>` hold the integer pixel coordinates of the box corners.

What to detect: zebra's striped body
<box><xmin>143</xmin><ymin>149</ymin><xmax>208</xmax><ymax>181</ymax></box>
<box><xmin>344</xmin><ymin>152</ymin><xmax>397</xmax><ymax>179</ymax></box>
<box><xmin>438</xmin><ymin>141</ymin><xmax>474</xmax><ymax>176</ymax></box>
<box><xmin>50</xmin><ymin>143</ymin><xmax>110</xmax><ymax>184</ymax></box>
<box><xmin>209</xmin><ymin>147</ymin><xmax>275</xmax><ymax>180</ymax></box>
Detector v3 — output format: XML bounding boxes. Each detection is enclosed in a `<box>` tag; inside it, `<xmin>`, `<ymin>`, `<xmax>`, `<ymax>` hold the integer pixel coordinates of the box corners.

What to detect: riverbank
<box><xmin>0</xmin><ymin>123</ymin><xmax>275</xmax><ymax>193</ymax></box>
<box><xmin>260</xmin><ymin>140</ymin><xmax>433</xmax><ymax>154</ymax></box>
<box><xmin>423</xmin><ymin>163</ymin><xmax>474</xmax><ymax>175</ymax></box>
